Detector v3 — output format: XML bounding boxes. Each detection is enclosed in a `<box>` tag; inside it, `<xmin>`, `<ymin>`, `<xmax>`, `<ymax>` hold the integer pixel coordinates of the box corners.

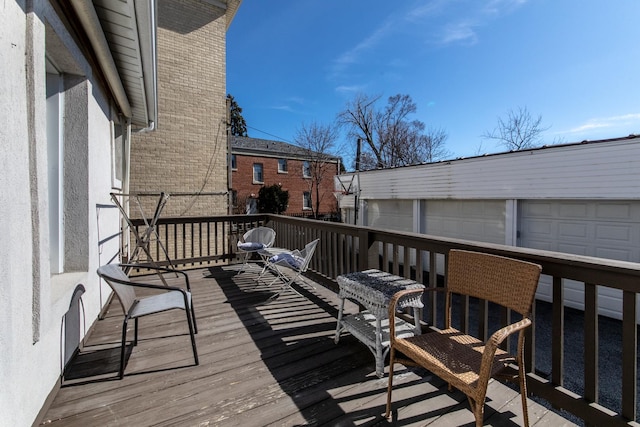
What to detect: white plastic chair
<box><xmin>236</xmin><ymin>226</ymin><xmax>276</xmax><ymax>274</ymax></box>
<box><xmin>261</xmin><ymin>238</ymin><xmax>320</xmax><ymax>299</ymax></box>
<box><xmin>96</xmin><ymin>264</ymin><xmax>198</xmax><ymax>379</ymax></box>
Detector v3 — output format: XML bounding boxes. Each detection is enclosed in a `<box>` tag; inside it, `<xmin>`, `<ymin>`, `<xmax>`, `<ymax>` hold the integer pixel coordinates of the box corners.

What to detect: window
<box><xmin>303</xmin><ymin>161</ymin><xmax>311</xmax><ymax>178</ymax></box>
<box><xmin>278</xmin><ymin>158</ymin><xmax>288</xmax><ymax>173</ymax></box>
<box><xmin>46</xmin><ymin>65</ymin><xmax>90</xmax><ymax>274</ymax></box>
<box><xmin>46</xmin><ymin>65</ymin><xmax>64</xmax><ymax>274</ymax></box>
<box><xmin>253</xmin><ymin>163</ymin><xmax>263</xmax><ymax>183</ymax></box>
<box><xmin>231</xmin><ymin>154</ymin><xmax>237</xmax><ymax>170</ymax></box>
<box><xmin>303</xmin><ymin>191</ymin><xmax>312</xmax><ymax>210</ymax></box>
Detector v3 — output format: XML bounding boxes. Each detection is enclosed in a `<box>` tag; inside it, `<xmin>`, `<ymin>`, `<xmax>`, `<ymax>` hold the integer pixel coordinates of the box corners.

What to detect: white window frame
<box><xmin>303</xmin><ymin>191</ymin><xmax>312</xmax><ymax>210</ymax></box>
<box><xmin>278</xmin><ymin>158</ymin><xmax>288</xmax><ymax>173</ymax></box>
<box><xmin>46</xmin><ymin>63</ymin><xmax>65</xmax><ymax>274</ymax></box>
<box><xmin>253</xmin><ymin>163</ymin><xmax>263</xmax><ymax>183</ymax></box>
<box><xmin>231</xmin><ymin>154</ymin><xmax>237</xmax><ymax>170</ymax></box>
<box><xmin>303</xmin><ymin>161</ymin><xmax>311</xmax><ymax>178</ymax></box>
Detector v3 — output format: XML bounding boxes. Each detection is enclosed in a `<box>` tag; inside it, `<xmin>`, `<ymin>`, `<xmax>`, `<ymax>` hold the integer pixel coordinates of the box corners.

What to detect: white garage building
<box><xmin>336</xmin><ymin>136</ymin><xmax>640</xmax><ymax>320</ymax></box>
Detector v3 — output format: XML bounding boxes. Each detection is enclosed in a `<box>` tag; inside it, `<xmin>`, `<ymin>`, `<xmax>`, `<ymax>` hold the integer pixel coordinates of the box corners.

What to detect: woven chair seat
<box><xmin>394</xmin><ymin>327</ymin><xmax>513</xmax><ymax>392</ymax></box>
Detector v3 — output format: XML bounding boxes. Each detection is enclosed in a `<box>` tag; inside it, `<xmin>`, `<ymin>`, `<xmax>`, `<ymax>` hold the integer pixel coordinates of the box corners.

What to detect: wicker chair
<box><xmin>385</xmin><ymin>249</ymin><xmax>542</xmax><ymax>427</ymax></box>
<box><xmin>236</xmin><ymin>226</ymin><xmax>276</xmax><ymax>274</ymax></box>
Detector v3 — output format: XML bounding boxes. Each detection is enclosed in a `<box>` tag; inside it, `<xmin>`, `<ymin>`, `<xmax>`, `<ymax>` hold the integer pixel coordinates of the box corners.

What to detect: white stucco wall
<box><xmin>1</xmin><ymin>2</ymin><xmax>121</xmax><ymax>425</ymax></box>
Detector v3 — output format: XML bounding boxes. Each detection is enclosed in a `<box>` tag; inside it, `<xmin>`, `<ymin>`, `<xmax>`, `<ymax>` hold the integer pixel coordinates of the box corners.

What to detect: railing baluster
<box><xmin>621</xmin><ymin>290</ymin><xmax>637</xmax><ymax>421</ymax></box>
<box><xmin>551</xmin><ymin>276</ymin><xmax>564</xmax><ymax>389</ymax></box>
<box><xmin>584</xmin><ymin>282</ymin><xmax>598</xmax><ymax>408</ymax></box>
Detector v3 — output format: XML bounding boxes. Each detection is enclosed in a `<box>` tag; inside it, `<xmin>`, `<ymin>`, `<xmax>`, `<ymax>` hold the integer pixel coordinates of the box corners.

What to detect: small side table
<box><xmin>334</xmin><ymin>269</ymin><xmax>425</xmax><ymax>378</ymax></box>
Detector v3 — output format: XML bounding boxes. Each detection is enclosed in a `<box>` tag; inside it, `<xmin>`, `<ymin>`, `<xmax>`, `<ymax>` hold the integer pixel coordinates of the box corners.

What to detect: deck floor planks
<box><xmin>41</xmin><ymin>264</ymin><xmax>578</xmax><ymax>426</ymax></box>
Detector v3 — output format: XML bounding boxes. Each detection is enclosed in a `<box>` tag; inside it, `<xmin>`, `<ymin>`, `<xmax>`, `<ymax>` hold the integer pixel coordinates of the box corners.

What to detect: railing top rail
<box><xmin>127</xmin><ymin>213</ymin><xmax>640</xmax><ymax>291</ymax></box>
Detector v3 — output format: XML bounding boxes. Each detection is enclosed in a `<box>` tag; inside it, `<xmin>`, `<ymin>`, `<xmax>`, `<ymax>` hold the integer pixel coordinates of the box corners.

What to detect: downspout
<box><xmin>122</xmin><ymin>118</ymin><xmax>132</xmax><ymax>261</ymax></box>
<box><xmin>68</xmin><ymin>0</ymin><xmax>132</xmax><ymax>119</ymax></box>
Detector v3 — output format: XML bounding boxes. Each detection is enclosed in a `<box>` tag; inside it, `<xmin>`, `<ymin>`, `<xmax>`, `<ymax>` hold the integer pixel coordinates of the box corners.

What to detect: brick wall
<box><xmin>129</xmin><ymin>0</ymin><xmax>229</xmax><ymax>218</ymax></box>
<box><xmin>232</xmin><ymin>153</ymin><xmax>339</xmax><ymax>215</ymax></box>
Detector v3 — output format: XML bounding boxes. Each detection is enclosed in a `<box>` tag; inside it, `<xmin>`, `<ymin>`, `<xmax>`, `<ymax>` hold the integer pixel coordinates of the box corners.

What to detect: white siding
<box><xmin>337</xmin><ymin>138</ymin><xmax>640</xmax><ymax>201</ymax></box>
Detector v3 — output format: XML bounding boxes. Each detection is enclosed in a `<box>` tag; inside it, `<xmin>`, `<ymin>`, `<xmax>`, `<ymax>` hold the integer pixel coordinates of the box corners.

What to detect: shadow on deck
<box><xmin>41</xmin><ymin>264</ymin><xmax>578</xmax><ymax>426</ymax></box>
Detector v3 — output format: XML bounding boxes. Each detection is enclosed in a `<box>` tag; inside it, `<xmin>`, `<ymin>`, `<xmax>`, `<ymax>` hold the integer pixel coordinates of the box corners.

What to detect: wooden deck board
<box><xmin>40</xmin><ymin>264</ymin><xmax>578</xmax><ymax>426</ymax></box>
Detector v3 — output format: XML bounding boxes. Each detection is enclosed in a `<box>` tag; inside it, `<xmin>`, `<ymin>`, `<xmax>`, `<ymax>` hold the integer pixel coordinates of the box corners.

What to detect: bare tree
<box><xmin>337</xmin><ymin>93</ymin><xmax>449</xmax><ymax>169</ymax></box>
<box><xmin>336</xmin><ymin>93</ymin><xmax>380</xmax><ymax>167</ymax></box>
<box><xmin>482</xmin><ymin>106</ymin><xmax>549</xmax><ymax>150</ymax></box>
<box><xmin>294</xmin><ymin>121</ymin><xmax>340</xmax><ymax>218</ymax></box>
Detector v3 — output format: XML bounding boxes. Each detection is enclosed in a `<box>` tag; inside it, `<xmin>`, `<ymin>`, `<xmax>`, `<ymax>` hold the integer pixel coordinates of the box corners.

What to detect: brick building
<box><xmin>231</xmin><ymin>136</ymin><xmax>340</xmax><ymax>217</ymax></box>
<box><xmin>130</xmin><ymin>0</ymin><xmax>241</xmax><ymax>218</ymax></box>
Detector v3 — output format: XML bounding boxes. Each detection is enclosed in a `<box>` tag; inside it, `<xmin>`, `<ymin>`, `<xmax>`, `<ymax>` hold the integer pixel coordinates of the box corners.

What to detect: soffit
<box><xmin>92</xmin><ymin>0</ymin><xmax>156</xmax><ymax>129</ymax></box>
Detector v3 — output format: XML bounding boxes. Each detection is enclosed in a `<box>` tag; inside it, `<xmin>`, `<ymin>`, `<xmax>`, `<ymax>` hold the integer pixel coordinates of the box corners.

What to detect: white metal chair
<box><xmin>261</xmin><ymin>238</ymin><xmax>320</xmax><ymax>299</ymax></box>
<box><xmin>96</xmin><ymin>264</ymin><xmax>198</xmax><ymax>379</ymax></box>
<box><xmin>236</xmin><ymin>226</ymin><xmax>276</xmax><ymax>274</ymax></box>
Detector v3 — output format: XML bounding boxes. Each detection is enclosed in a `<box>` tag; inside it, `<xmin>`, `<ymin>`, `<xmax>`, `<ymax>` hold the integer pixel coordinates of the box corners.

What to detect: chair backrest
<box><xmin>298</xmin><ymin>238</ymin><xmax>320</xmax><ymax>272</ymax></box>
<box><xmin>446</xmin><ymin>249</ymin><xmax>541</xmax><ymax>317</ymax></box>
<box><xmin>243</xmin><ymin>226</ymin><xmax>276</xmax><ymax>248</ymax></box>
<box><xmin>97</xmin><ymin>264</ymin><xmax>137</xmax><ymax>314</ymax></box>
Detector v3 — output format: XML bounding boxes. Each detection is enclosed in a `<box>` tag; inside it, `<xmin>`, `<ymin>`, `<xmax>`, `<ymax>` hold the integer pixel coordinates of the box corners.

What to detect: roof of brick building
<box><xmin>230</xmin><ymin>136</ymin><xmax>339</xmax><ymax>162</ymax></box>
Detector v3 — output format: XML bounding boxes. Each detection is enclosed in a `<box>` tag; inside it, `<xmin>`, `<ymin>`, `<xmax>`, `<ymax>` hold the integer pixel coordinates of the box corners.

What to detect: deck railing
<box><xmin>127</xmin><ymin>213</ymin><xmax>640</xmax><ymax>426</ymax></box>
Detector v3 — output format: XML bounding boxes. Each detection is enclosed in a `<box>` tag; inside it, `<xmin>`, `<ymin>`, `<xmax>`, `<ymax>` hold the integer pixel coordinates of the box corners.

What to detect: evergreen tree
<box><xmin>227</xmin><ymin>94</ymin><xmax>248</xmax><ymax>137</ymax></box>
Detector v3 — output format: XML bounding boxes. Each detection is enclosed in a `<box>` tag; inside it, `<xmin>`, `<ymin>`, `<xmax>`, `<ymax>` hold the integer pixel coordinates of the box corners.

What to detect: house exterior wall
<box><xmin>130</xmin><ymin>0</ymin><xmax>229</xmax><ymax>218</ymax></box>
<box><xmin>1</xmin><ymin>2</ymin><xmax>121</xmax><ymax>425</ymax></box>
<box><xmin>232</xmin><ymin>153</ymin><xmax>339</xmax><ymax>215</ymax></box>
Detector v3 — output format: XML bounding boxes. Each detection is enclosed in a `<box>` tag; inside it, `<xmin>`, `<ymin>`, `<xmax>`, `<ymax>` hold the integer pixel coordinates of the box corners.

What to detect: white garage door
<box><xmin>367</xmin><ymin>199</ymin><xmax>413</xmax><ymax>232</ymax></box>
<box><xmin>424</xmin><ymin>200</ymin><xmax>506</xmax><ymax>244</ymax></box>
<box><xmin>420</xmin><ymin>200</ymin><xmax>506</xmax><ymax>276</ymax></box>
<box><xmin>519</xmin><ymin>200</ymin><xmax>640</xmax><ymax>319</ymax></box>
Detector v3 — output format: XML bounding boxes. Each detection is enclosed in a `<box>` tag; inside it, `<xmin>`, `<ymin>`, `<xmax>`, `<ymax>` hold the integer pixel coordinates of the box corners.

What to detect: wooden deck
<box><xmin>41</xmin><ymin>264</ymin><xmax>578</xmax><ymax>426</ymax></box>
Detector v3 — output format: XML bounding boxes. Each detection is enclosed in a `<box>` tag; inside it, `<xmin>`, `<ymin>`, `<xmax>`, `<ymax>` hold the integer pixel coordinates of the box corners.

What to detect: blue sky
<box><xmin>227</xmin><ymin>0</ymin><xmax>640</xmax><ymax>168</ymax></box>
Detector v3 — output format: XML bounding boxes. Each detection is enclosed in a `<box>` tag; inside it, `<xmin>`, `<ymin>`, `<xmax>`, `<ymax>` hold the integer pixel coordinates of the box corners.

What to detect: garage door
<box><xmin>519</xmin><ymin>200</ymin><xmax>640</xmax><ymax>319</ymax></box>
<box><xmin>367</xmin><ymin>199</ymin><xmax>413</xmax><ymax>232</ymax></box>
<box><xmin>424</xmin><ymin>200</ymin><xmax>506</xmax><ymax>244</ymax></box>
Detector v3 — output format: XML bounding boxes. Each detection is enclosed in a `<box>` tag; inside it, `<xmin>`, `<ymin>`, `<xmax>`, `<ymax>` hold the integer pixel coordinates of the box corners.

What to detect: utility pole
<box><xmin>354</xmin><ymin>138</ymin><xmax>361</xmax><ymax>225</ymax></box>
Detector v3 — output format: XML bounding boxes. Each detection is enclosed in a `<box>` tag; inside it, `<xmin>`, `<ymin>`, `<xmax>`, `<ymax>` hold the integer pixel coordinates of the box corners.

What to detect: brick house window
<box><xmin>303</xmin><ymin>191</ymin><xmax>312</xmax><ymax>210</ymax></box>
<box><xmin>278</xmin><ymin>158</ymin><xmax>288</xmax><ymax>173</ymax></box>
<box><xmin>303</xmin><ymin>161</ymin><xmax>311</xmax><ymax>178</ymax></box>
<box><xmin>231</xmin><ymin>154</ymin><xmax>237</xmax><ymax>170</ymax></box>
<box><xmin>253</xmin><ymin>163</ymin><xmax>263</xmax><ymax>183</ymax></box>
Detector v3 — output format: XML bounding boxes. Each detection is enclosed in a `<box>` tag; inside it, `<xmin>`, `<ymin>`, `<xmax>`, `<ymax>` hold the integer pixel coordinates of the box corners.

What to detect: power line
<box><xmin>246</xmin><ymin>125</ymin><xmax>293</xmax><ymax>144</ymax></box>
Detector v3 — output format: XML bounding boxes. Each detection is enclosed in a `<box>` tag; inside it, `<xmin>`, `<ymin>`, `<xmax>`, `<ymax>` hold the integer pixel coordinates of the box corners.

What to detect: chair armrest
<box><xmin>387</xmin><ymin>288</ymin><xmax>425</xmax><ymax>341</ymax></box>
<box><xmin>488</xmin><ymin>317</ymin><xmax>532</xmax><ymax>348</ymax></box>
<box><xmin>422</xmin><ymin>286</ymin><xmax>446</xmax><ymax>293</ymax></box>
<box><xmin>120</xmin><ymin>264</ymin><xmax>191</xmax><ymax>292</ymax></box>
<box><xmin>477</xmin><ymin>317</ymin><xmax>532</xmax><ymax>387</ymax></box>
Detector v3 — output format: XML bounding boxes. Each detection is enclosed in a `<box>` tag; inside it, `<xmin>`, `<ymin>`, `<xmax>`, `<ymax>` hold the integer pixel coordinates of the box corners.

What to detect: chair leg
<box><xmin>385</xmin><ymin>347</ymin><xmax>397</xmax><ymax>419</ymax></box>
<box><xmin>236</xmin><ymin>252</ymin><xmax>250</xmax><ymax>274</ymax></box>
<box><xmin>468</xmin><ymin>397</ymin><xmax>484</xmax><ymax>427</ymax></box>
<box><xmin>191</xmin><ymin>305</ymin><xmax>198</xmax><ymax>334</ymax></box>
<box><xmin>134</xmin><ymin>317</ymin><xmax>139</xmax><ymax>346</ymax></box>
<box><xmin>119</xmin><ymin>317</ymin><xmax>130</xmax><ymax>379</ymax></box>
<box><xmin>185</xmin><ymin>308</ymin><xmax>199</xmax><ymax>366</ymax></box>
<box><xmin>519</xmin><ymin>360</ymin><xmax>530</xmax><ymax>427</ymax></box>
